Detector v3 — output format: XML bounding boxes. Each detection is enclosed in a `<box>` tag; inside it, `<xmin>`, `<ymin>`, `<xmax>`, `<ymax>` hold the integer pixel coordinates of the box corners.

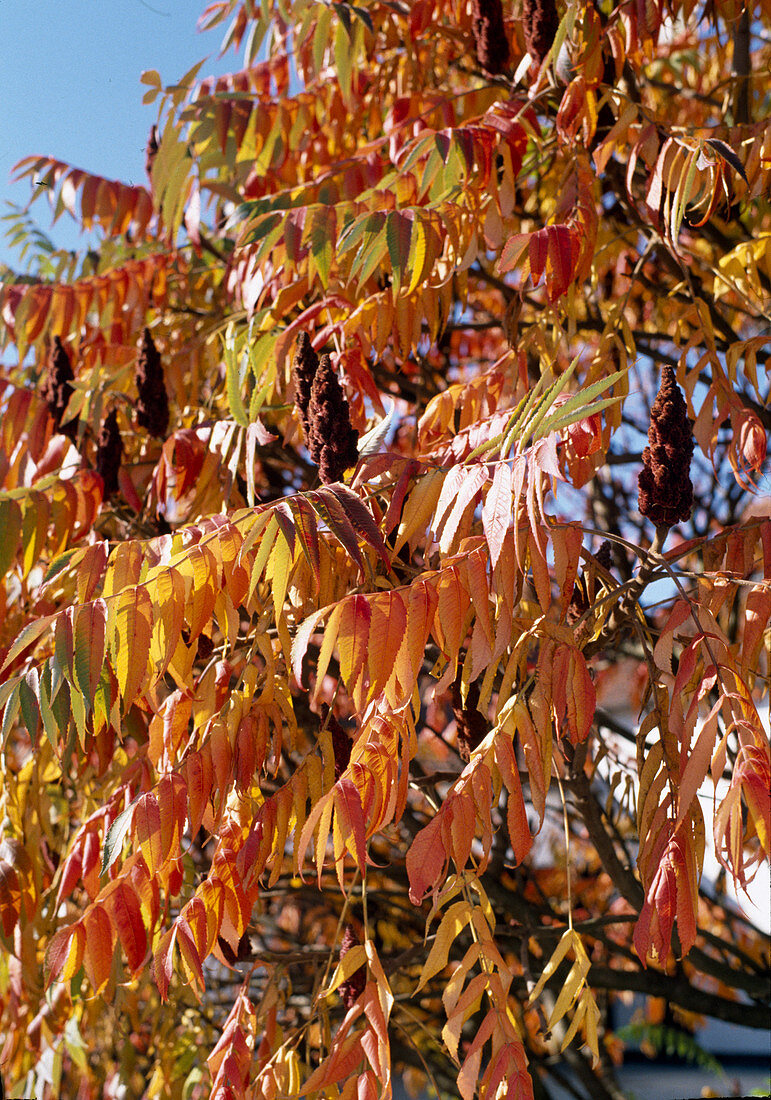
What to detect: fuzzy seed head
<box><xmin>96</xmin><ymin>409</ymin><xmax>124</xmax><ymax>498</ymax></box>
<box><xmin>135</xmin><ymin>328</ymin><xmax>170</xmax><ymax>438</ymax></box>
<box><xmin>451</xmin><ymin>678</ymin><xmax>488</xmax><ymax>763</ymax></box>
<box><xmin>42</xmin><ymin>336</ymin><xmax>78</xmax><ymax>440</ymax></box>
<box><xmin>307</xmin><ymin>355</ymin><xmax>359</xmax><ymax>484</ymax></box>
<box><xmin>638</xmin><ymin>366</ymin><xmax>694</xmax><ymax>528</ymax></box>
<box><xmin>292</xmin><ymin>333</ymin><xmax>319</xmax><ymax>437</ymax></box>
<box><xmin>472</xmin><ymin>0</ymin><xmax>511</xmax><ymax>75</ymax></box>
<box><xmin>523</xmin><ymin>0</ymin><xmax>559</xmax><ymax>64</ymax></box>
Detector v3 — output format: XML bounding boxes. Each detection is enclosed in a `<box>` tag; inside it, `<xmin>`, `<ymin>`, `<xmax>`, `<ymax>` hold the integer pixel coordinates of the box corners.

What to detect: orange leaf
<box><xmin>157</xmin><ymin>773</ymin><xmax>187</xmax><ymax>863</ymax></box>
<box><xmin>45</xmin><ymin>922</ymin><xmax>85</xmax><ymax>986</ymax></box>
<box><xmin>83</xmin><ymin>904</ymin><xmax>115</xmax><ymax>993</ymax></box>
<box><xmin>153</xmin><ymin>927</ymin><xmax>176</xmax><ymax>1002</ymax></box>
<box><xmin>300</xmin><ymin>1032</ymin><xmax>364</xmax><ymax>1095</ymax></box>
<box><xmin>186</xmin><ymin>750</ymin><xmax>214</xmax><ymax>838</ymax></box>
<box><xmin>494</xmin><ymin>734</ymin><xmax>533</xmax><ymax>865</ymax></box>
<box><xmin>367</xmin><ymin>591</ymin><xmax>407</xmax><ymax>698</ymax></box>
<box><xmin>73</xmin><ymin>599</ymin><xmax>108</xmax><ymax>706</ymax></box>
<box><xmin>337</xmin><ymin>595</ymin><xmax>371</xmax><ymax>704</ymax></box>
<box><xmin>176</xmin><ymin>916</ymin><xmax>205</xmax><ymax>994</ymax></box>
<box><xmin>134</xmin><ymin>793</ymin><xmax>163</xmax><ymax>876</ymax></box>
<box><xmin>0</xmin><ymin>861</ymin><xmax>21</xmax><ymax>938</ymax></box>
<box><xmin>433</xmin><ymin>566</ymin><xmax>470</xmax><ymax>664</ymax></box>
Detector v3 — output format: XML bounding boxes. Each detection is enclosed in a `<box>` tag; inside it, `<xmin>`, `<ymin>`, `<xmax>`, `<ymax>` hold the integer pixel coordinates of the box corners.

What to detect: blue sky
<box><xmin>0</xmin><ymin>0</ymin><xmax>235</xmax><ymax>267</ymax></box>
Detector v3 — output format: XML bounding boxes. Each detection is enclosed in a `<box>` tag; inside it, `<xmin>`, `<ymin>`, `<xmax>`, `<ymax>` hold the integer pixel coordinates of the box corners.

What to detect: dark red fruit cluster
<box><xmin>135</xmin><ymin>328</ymin><xmax>170</xmax><ymax>439</ymax></box>
<box><xmin>293</xmin><ymin>334</ymin><xmax>358</xmax><ymax>483</ymax></box>
<box><xmin>638</xmin><ymin>367</ymin><xmax>694</xmax><ymax>528</ymax></box>
<box><xmin>523</xmin><ymin>0</ymin><xmax>559</xmax><ymax>64</ymax></box>
<box><xmin>338</xmin><ymin>924</ymin><xmax>366</xmax><ymax>1010</ymax></box>
<box><xmin>451</xmin><ymin>678</ymin><xmax>488</xmax><ymax>763</ymax></box>
<box><xmin>95</xmin><ymin>409</ymin><xmax>124</xmax><ymax>498</ymax></box>
<box><xmin>594</xmin><ymin>540</ymin><xmax>613</xmax><ymax>573</ymax></box>
<box><xmin>41</xmin><ymin>336</ymin><xmax>78</xmax><ymax>440</ymax></box>
<box><xmin>307</xmin><ymin>355</ymin><xmax>360</xmax><ymax>483</ymax></box>
<box><xmin>471</xmin><ymin>0</ymin><xmax>511</xmax><ymax>75</ymax></box>
<box><xmin>292</xmin><ymin>332</ymin><xmax>318</xmax><ymax>437</ymax></box>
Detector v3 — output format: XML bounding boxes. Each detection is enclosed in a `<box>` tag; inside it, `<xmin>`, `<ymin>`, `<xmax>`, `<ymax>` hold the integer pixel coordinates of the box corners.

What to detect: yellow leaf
<box><xmin>416</xmin><ymin>901</ymin><xmax>473</xmax><ymax>992</ymax></box>
<box><xmin>394</xmin><ymin>468</ymin><xmax>445</xmax><ymax>552</ymax></box>
<box><xmin>323</xmin><ymin>943</ymin><xmax>367</xmax><ymax>997</ymax></box>
<box><xmin>110</xmin><ymin>585</ymin><xmax>153</xmax><ymax>710</ymax></box>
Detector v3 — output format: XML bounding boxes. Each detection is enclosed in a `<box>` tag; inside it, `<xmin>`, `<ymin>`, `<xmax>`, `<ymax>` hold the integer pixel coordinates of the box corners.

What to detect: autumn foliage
<box><xmin>0</xmin><ymin>2</ymin><xmax>769</xmax><ymax>1099</ymax></box>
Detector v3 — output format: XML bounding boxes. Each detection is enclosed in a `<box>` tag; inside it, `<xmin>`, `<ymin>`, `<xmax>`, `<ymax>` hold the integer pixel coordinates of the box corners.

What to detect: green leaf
<box><xmin>245</xmin><ymin>211</ymin><xmax>283</xmax><ymax>247</ymax></box>
<box><xmin>540</xmin><ymin>394</ymin><xmax>622</xmax><ymax>437</ymax></box>
<box><xmin>530</xmin><ymin>368</ymin><xmax>626</xmax><ymax>441</ymax></box>
<box><xmin>101</xmin><ymin>797</ymin><xmax>140</xmax><ymax>875</ymax></box>
<box><xmin>351</xmin><ymin>212</ymin><xmax>389</xmax><ymax>289</ymax></box>
<box><xmin>308</xmin><ymin>205</ymin><xmax>336</xmax><ymax>290</ymax></box>
<box><xmin>226</xmin><ymin>349</ymin><xmax>249</xmax><ymax>428</ymax></box>
<box><xmin>41</xmin><ymin>547</ymin><xmax>80</xmax><ymax>588</ymax></box>
<box><xmin>0</xmin><ymin>498</ymin><xmax>22</xmax><ymax>577</ymax></box>
<box><xmin>518</xmin><ymin>353</ymin><xmax>582</xmax><ymax>447</ymax></box>
<box><xmin>334</xmin><ymin>18</ymin><xmax>353</xmax><ymax>104</ymax></box>
<box><xmin>0</xmin><ymin>613</ymin><xmax>58</xmax><ymax>677</ymax></box>
<box><xmin>386</xmin><ymin>210</ymin><xmax>413</xmax><ymax>294</ymax></box>
<box><xmin>38</xmin><ymin>660</ymin><xmax>65</xmax><ymax>750</ymax></box>
<box><xmin>0</xmin><ymin>681</ymin><xmax>22</xmax><ymax>747</ymax></box>
<box><xmin>18</xmin><ymin>670</ymin><xmax>39</xmax><ymax>741</ymax></box>
<box><xmin>313</xmin><ymin>4</ymin><xmax>333</xmax><ymax>74</ymax></box>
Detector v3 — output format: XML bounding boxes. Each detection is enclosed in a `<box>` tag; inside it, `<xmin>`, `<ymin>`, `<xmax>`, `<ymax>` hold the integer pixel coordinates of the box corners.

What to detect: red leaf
<box><xmin>529</xmin><ymin>228</ymin><xmax>549</xmax><ymax>286</ymax></box>
<box><xmin>634</xmin><ymin>827</ymin><xmax>696</xmax><ymax>964</ymax></box>
<box><xmin>185</xmin><ymin>749</ymin><xmax>213</xmax><ymax>838</ymax></box>
<box><xmin>546</xmin><ymin>225</ymin><xmax>579</xmax><ymax>302</ymax></box>
<box><xmin>338</xmin><ymin>594</ymin><xmax>372</xmax><ymax>703</ymax></box>
<box><xmin>288</xmin><ymin>495</ymin><xmax>321</xmax><ymax>591</ymax></box>
<box><xmin>326</xmin><ymin>483</ymin><xmax>391</xmax><ymax>569</ymax></box>
<box><xmin>45</xmin><ymin>922</ymin><xmax>85</xmax><ymax>986</ymax></box>
<box><xmin>308</xmin><ymin>489</ymin><xmax>365</xmax><ymax>573</ymax></box>
<box><xmin>105</xmin><ymin>880</ymin><xmax>147</xmax><ymax>972</ymax></box>
<box><xmin>407</xmin><ymin>815</ymin><xmax>447</xmax><ymax>903</ymax></box>
<box><xmin>73</xmin><ymin>599</ymin><xmax>107</xmax><ymax>705</ymax></box>
<box><xmin>335</xmin><ymin>775</ymin><xmax>368</xmax><ymax>876</ymax></box>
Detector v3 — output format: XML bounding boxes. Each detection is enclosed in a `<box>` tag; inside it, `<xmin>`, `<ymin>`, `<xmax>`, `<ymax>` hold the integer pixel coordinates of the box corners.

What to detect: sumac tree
<box><xmin>0</xmin><ymin>2</ymin><xmax>769</xmax><ymax>1098</ymax></box>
